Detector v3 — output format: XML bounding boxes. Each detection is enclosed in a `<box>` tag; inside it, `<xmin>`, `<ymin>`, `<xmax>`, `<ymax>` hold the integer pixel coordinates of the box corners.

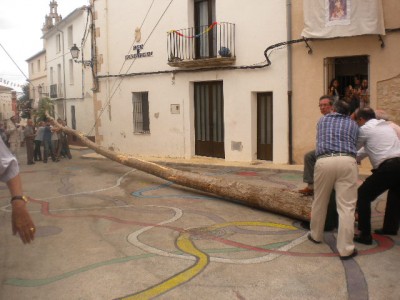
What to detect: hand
<box><xmin>11</xmin><ymin>200</ymin><xmax>35</xmax><ymax>244</ymax></box>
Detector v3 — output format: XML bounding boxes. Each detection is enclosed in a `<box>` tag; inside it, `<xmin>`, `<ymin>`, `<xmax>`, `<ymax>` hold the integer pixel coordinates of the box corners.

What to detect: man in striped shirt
<box><xmin>308</xmin><ymin>100</ymin><xmax>359</xmax><ymax>260</ymax></box>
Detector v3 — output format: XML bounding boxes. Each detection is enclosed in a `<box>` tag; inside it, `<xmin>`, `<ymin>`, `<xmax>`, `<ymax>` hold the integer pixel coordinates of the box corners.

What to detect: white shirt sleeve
<box><xmin>0</xmin><ymin>138</ymin><xmax>19</xmax><ymax>183</ymax></box>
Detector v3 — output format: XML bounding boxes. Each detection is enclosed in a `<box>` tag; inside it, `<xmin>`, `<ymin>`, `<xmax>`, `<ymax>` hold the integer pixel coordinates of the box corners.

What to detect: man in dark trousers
<box><xmin>353</xmin><ymin>108</ymin><xmax>400</xmax><ymax>244</ymax></box>
<box><xmin>23</xmin><ymin>119</ymin><xmax>35</xmax><ymax>165</ymax></box>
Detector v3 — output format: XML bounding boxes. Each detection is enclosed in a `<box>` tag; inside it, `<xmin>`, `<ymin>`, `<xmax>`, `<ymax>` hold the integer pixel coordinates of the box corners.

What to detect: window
<box><xmin>37</xmin><ymin>60</ymin><xmax>41</xmax><ymax>72</ymax></box>
<box><xmin>30</xmin><ymin>62</ymin><xmax>34</xmax><ymax>74</ymax></box>
<box><xmin>132</xmin><ymin>92</ymin><xmax>150</xmax><ymax>134</ymax></box>
<box><xmin>50</xmin><ymin>67</ymin><xmax>54</xmax><ymax>84</ymax></box>
<box><xmin>69</xmin><ymin>59</ymin><xmax>74</xmax><ymax>85</ymax></box>
<box><xmin>56</xmin><ymin>33</ymin><xmax>61</xmax><ymax>53</ymax></box>
<box><xmin>67</xmin><ymin>25</ymin><xmax>73</xmax><ymax>47</ymax></box>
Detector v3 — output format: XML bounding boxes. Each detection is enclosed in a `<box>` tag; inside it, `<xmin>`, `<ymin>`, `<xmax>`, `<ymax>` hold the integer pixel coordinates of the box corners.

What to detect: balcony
<box><xmin>167</xmin><ymin>22</ymin><xmax>235</xmax><ymax>68</ymax></box>
<box><xmin>49</xmin><ymin>84</ymin><xmax>64</xmax><ymax>99</ymax></box>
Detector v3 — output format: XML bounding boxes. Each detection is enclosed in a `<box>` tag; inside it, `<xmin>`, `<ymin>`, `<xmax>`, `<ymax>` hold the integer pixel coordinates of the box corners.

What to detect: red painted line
<box><xmin>29</xmin><ymin>198</ymin><xmax>395</xmax><ymax>258</ymax></box>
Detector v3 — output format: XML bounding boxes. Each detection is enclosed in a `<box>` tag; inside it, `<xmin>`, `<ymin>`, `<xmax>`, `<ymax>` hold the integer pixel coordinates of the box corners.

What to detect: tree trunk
<box><xmin>53</xmin><ymin>120</ymin><xmax>311</xmax><ymax>221</ymax></box>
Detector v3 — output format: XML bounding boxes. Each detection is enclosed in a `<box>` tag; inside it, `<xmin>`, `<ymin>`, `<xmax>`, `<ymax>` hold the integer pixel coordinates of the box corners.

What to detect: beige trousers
<box><xmin>310</xmin><ymin>156</ymin><xmax>358</xmax><ymax>256</ymax></box>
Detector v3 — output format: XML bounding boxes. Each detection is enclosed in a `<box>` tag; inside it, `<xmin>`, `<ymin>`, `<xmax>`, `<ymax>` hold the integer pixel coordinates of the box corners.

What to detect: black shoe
<box><xmin>43</xmin><ymin>160</ymin><xmax>48</xmax><ymax>163</ymax></box>
<box><xmin>354</xmin><ymin>234</ymin><xmax>373</xmax><ymax>245</ymax></box>
<box><xmin>300</xmin><ymin>221</ymin><xmax>310</xmax><ymax>230</ymax></box>
<box><xmin>307</xmin><ymin>233</ymin><xmax>321</xmax><ymax>244</ymax></box>
<box><xmin>27</xmin><ymin>162</ymin><xmax>35</xmax><ymax>165</ymax></box>
<box><xmin>374</xmin><ymin>228</ymin><xmax>397</xmax><ymax>236</ymax></box>
<box><xmin>340</xmin><ymin>249</ymin><xmax>358</xmax><ymax>260</ymax></box>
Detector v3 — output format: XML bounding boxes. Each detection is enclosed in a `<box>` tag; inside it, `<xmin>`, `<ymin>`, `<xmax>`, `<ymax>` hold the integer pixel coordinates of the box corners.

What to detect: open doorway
<box><xmin>324</xmin><ymin>55</ymin><xmax>369</xmax><ymax>97</ymax></box>
<box><xmin>324</xmin><ymin>55</ymin><xmax>370</xmax><ymax>112</ymax></box>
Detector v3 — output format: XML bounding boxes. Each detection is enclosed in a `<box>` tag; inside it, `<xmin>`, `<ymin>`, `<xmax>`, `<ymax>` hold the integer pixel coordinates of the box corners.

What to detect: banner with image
<box><xmin>301</xmin><ymin>0</ymin><xmax>385</xmax><ymax>38</ymax></box>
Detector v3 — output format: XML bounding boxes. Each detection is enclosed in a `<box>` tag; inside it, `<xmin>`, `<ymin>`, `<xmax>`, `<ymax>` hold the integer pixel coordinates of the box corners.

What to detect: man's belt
<box><xmin>317</xmin><ymin>152</ymin><xmax>356</xmax><ymax>160</ymax></box>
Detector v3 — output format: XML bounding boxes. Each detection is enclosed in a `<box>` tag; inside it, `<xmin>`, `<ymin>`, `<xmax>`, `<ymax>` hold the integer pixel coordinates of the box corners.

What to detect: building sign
<box><xmin>125</xmin><ymin>44</ymin><xmax>153</xmax><ymax>60</ymax></box>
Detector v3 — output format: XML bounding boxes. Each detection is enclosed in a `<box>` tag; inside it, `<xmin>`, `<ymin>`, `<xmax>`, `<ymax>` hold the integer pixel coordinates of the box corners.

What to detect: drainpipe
<box><xmin>57</xmin><ymin>28</ymin><xmax>67</xmax><ymax>122</ymax></box>
<box><xmin>286</xmin><ymin>0</ymin><xmax>293</xmax><ymax>164</ymax></box>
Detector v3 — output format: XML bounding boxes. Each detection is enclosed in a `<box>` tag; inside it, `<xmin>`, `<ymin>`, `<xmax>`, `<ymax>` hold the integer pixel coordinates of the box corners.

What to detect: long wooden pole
<box><xmin>51</xmin><ymin>118</ymin><xmax>311</xmax><ymax>221</ymax></box>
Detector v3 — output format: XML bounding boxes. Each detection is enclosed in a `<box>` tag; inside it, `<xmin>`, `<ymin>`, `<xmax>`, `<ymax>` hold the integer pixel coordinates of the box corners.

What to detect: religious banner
<box><xmin>301</xmin><ymin>0</ymin><xmax>385</xmax><ymax>38</ymax></box>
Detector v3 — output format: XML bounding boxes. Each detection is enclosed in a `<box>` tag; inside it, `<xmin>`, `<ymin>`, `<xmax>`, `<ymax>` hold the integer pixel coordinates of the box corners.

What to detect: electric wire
<box><xmin>104</xmin><ymin>0</ymin><xmax>155</xmax><ymax>107</ymax></box>
<box><xmin>0</xmin><ymin>42</ymin><xmax>32</xmax><ymax>87</ymax></box>
<box><xmin>86</xmin><ymin>0</ymin><xmax>172</xmax><ymax>137</ymax></box>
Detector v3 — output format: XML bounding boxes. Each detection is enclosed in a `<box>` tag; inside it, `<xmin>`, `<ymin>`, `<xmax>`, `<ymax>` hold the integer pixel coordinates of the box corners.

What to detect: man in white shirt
<box><xmin>353</xmin><ymin>108</ymin><xmax>400</xmax><ymax>245</ymax></box>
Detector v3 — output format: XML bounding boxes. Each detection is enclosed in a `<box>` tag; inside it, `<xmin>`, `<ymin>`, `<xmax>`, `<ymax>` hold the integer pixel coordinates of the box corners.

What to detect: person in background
<box><xmin>299</xmin><ymin>96</ymin><xmax>334</xmax><ymax>196</ymax></box>
<box><xmin>6</xmin><ymin>116</ymin><xmax>22</xmax><ymax>161</ymax></box>
<box><xmin>308</xmin><ymin>100</ymin><xmax>359</xmax><ymax>260</ymax></box>
<box><xmin>23</xmin><ymin>119</ymin><xmax>36</xmax><ymax>165</ymax></box>
<box><xmin>0</xmin><ymin>137</ymin><xmax>36</xmax><ymax>244</ymax></box>
<box><xmin>42</xmin><ymin>121</ymin><xmax>56</xmax><ymax>163</ymax></box>
<box><xmin>0</xmin><ymin>123</ymin><xmax>7</xmax><ymax>144</ymax></box>
<box><xmin>34</xmin><ymin>121</ymin><xmax>45</xmax><ymax>161</ymax></box>
<box><xmin>328</xmin><ymin>79</ymin><xmax>340</xmax><ymax>101</ymax></box>
<box><xmin>51</xmin><ymin>124</ymin><xmax>60</xmax><ymax>161</ymax></box>
<box><xmin>353</xmin><ymin>108</ymin><xmax>400</xmax><ymax>245</ymax></box>
<box><xmin>353</xmin><ymin>74</ymin><xmax>361</xmax><ymax>90</ymax></box>
<box><xmin>349</xmin><ymin>86</ymin><xmax>361</xmax><ymax>115</ymax></box>
<box><xmin>56</xmin><ymin>119</ymin><xmax>72</xmax><ymax>160</ymax></box>
<box><xmin>375</xmin><ymin>110</ymin><xmax>400</xmax><ymax>139</ymax></box>
<box><xmin>359</xmin><ymin>79</ymin><xmax>370</xmax><ymax>109</ymax></box>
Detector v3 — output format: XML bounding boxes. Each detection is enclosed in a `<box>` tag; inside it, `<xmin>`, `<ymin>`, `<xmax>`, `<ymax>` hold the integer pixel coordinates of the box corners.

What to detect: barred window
<box><xmin>132</xmin><ymin>92</ymin><xmax>150</xmax><ymax>134</ymax></box>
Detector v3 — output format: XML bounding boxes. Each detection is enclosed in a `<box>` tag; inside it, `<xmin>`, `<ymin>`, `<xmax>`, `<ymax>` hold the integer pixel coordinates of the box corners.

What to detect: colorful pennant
<box><xmin>168</xmin><ymin>22</ymin><xmax>218</xmax><ymax>38</ymax></box>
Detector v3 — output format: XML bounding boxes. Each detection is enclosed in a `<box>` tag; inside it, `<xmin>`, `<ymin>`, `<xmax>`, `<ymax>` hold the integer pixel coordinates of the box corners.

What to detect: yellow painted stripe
<box><xmin>207</xmin><ymin>221</ymin><xmax>297</xmax><ymax>231</ymax></box>
<box><xmin>123</xmin><ymin>221</ymin><xmax>295</xmax><ymax>299</ymax></box>
<box><xmin>123</xmin><ymin>232</ymin><xmax>209</xmax><ymax>300</ymax></box>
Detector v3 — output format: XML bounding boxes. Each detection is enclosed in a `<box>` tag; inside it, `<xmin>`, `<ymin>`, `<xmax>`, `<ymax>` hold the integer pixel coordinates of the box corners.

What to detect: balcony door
<box><xmin>194</xmin><ymin>0</ymin><xmax>216</xmax><ymax>59</ymax></box>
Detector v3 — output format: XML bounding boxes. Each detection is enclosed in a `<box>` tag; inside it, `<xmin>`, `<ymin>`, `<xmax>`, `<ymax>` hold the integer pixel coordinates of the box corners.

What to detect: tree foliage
<box><xmin>18</xmin><ymin>83</ymin><xmax>32</xmax><ymax>119</ymax></box>
<box><xmin>36</xmin><ymin>98</ymin><xmax>54</xmax><ymax>121</ymax></box>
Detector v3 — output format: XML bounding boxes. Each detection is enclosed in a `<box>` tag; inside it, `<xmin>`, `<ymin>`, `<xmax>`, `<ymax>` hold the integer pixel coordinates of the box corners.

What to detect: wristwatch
<box><xmin>11</xmin><ymin>195</ymin><xmax>28</xmax><ymax>203</ymax></box>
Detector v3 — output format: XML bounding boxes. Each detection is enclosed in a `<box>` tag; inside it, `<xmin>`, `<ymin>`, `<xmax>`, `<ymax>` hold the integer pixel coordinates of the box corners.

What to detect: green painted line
<box><xmin>5</xmin><ymin>241</ymin><xmax>291</xmax><ymax>287</ymax></box>
<box><xmin>5</xmin><ymin>254</ymin><xmax>154</xmax><ymax>287</ymax></box>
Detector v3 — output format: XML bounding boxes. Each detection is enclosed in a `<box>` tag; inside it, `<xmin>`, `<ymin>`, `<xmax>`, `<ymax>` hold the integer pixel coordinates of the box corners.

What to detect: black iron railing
<box><xmin>167</xmin><ymin>22</ymin><xmax>235</xmax><ymax>63</ymax></box>
<box><xmin>49</xmin><ymin>83</ymin><xmax>64</xmax><ymax>99</ymax></box>
<box><xmin>50</xmin><ymin>84</ymin><xmax>58</xmax><ymax>98</ymax></box>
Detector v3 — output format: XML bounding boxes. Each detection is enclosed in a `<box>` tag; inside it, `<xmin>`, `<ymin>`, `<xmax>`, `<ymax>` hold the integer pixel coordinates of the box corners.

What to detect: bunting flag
<box><xmin>0</xmin><ymin>78</ymin><xmax>23</xmax><ymax>88</ymax></box>
<box><xmin>168</xmin><ymin>22</ymin><xmax>218</xmax><ymax>38</ymax></box>
<box><xmin>301</xmin><ymin>0</ymin><xmax>385</xmax><ymax>38</ymax></box>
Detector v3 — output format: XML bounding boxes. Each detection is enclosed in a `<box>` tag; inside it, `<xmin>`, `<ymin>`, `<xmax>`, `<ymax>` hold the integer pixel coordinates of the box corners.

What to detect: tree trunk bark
<box><xmin>53</xmin><ymin>120</ymin><xmax>311</xmax><ymax>221</ymax></box>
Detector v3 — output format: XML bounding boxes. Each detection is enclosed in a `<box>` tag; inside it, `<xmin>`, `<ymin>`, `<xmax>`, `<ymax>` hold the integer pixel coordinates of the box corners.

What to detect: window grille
<box><xmin>132</xmin><ymin>92</ymin><xmax>150</xmax><ymax>134</ymax></box>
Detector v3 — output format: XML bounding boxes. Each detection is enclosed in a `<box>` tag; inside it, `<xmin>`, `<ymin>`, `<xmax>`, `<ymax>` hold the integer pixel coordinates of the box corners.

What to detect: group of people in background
<box><xmin>0</xmin><ymin>116</ymin><xmax>71</xmax><ymax>165</ymax></box>
<box><xmin>328</xmin><ymin>75</ymin><xmax>370</xmax><ymax>114</ymax></box>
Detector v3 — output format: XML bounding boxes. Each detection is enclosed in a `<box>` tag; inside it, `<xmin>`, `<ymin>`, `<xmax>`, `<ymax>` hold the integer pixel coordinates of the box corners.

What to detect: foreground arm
<box><xmin>7</xmin><ymin>175</ymin><xmax>35</xmax><ymax>244</ymax></box>
<box><xmin>0</xmin><ymin>138</ymin><xmax>35</xmax><ymax>244</ymax></box>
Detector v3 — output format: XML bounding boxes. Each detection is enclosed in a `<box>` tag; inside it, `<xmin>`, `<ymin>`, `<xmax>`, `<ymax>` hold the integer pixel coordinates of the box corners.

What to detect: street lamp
<box><xmin>70</xmin><ymin>44</ymin><xmax>93</xmax><ymax>67</ymax></box>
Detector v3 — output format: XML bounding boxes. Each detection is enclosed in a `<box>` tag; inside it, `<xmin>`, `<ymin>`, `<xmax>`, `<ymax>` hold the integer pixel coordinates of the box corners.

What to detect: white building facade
<box><xmin>0</xmin><ymin>85</ymin><xmax>14</xmax><ymax>121</ymax></box>
<box><xmin>42</xmin><ymin>2</ymin><xmax>96</xmax><ymax>141</ymax></box>
<box><xmin>92</xmin><ymin>0</ymin><xmax>290</xmax><ymax>163</ymax></box>
<box><xmin>26</xmin><ymin>50</ymin><xmax>47</xmax><ymax>109</ymax></box>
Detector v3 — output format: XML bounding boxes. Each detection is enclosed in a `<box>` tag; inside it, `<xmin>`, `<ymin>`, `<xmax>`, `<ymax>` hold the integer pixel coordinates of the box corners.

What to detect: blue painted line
<box><xmin>131</xmin><ymin>182</ymin><xmax>216</xmax><ymax>200</ymax></box>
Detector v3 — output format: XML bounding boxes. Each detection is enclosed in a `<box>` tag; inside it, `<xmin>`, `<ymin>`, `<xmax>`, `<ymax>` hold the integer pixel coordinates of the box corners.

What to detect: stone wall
<box><xmin>377</xmin><ymin>74</ymin><xmax>400</xmax><ymax>125</ymax></box>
